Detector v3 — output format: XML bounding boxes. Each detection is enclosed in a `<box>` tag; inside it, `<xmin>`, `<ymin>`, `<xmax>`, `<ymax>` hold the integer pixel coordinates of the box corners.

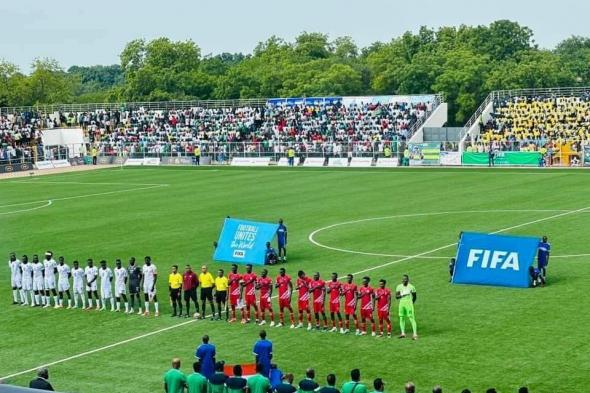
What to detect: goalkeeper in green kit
<box><xmin>395</xmin><ymin>274</ymin><xmax>417</xmax><ymax>340</ymax></box>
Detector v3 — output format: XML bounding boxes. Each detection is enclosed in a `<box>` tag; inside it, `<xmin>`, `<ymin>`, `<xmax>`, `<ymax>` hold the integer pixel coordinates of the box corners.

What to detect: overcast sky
<box><xmin>2</xmin><ymin>0</ymin><xmax>589</xmax><ymax>72</ymax></box>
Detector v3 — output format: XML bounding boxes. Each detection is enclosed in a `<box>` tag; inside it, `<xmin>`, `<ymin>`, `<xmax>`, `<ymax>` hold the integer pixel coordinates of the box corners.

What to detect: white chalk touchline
<box><xmin>2</xmin><ymin>205</ymin><xmax>588</xmax><ymax>381</ymax></box>
<box><xmin>7</xmin><ymin>180</ymin><xmax>170</xmax><ymax>187</ymax></box>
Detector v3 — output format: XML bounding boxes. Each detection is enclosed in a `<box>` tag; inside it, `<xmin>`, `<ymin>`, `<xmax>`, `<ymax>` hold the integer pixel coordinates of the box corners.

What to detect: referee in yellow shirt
<box><xmin>199</xmin><ymin>265</ymin><xmax>215</xmax><ymax>320</ymax></box>
<box><xmin>214</xmin><ymin>269</ymin><xmax>229</xmax><ymax>321</ymax></box>
<box><xmin>168</xmin><ymin>265</ymin><xmax>183</xmax><ymax>317</ymax></box>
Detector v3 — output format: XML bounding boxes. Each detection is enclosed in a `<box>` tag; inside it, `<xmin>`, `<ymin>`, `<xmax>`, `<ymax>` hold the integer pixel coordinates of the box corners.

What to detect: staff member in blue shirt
<box><xmin>265</xmin><ymin>242</ymin><xmax>278</xmax><ymax>265</ymax></box>
<box><xmin>253</xmin><ymin>330</ymin><xmax>273</xmax><ymax>377</ymax></box>
<box><xmin>195</xmin><ymin>335</ymin><xmax>216</xmax><ymax>379</ymax></box>
<box><xmin>538</xmin><ymin>235</ymin><xmax>551</xmax><ymax>282</ymax></box>
<box><xmin>277</xmin><ymin>219</ymin><xmax>288</xmax><ymax>262</ymax></box>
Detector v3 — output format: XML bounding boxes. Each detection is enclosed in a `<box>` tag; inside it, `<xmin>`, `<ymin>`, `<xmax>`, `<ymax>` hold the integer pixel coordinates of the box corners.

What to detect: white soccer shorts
<box><xmin>11</xmin><ymin>276</ymin><xmax>22</xmax><ymax>288</ymax></box>
<box><xmin>86</xmin><ymin>282</ymin><xmax>97</xmax><ymax>292</ymax></box>
<box><xmin>73</xmin><ymin>284</ymin><xmax>84</xmax><ymax>295</ymax></box>
<box><xmin>44</xmin><ymin>277</ymin><xmax>56</xmax><ymax>290</ymax></box>
<box><xmin>101</xmin><ymin>287</ymin><xmax>112</xmax><ymax>299</ymax></box>
<box><xmin>33</xmin><ymin>278</ymin><xmax>44</xmax><ymax>291</ymax></box>
<box><xmin>143</xmin><ymin>285</ymin><xmax>156</xmax><ymax>299</ymax></box>
<box><xmin>58</xmin><ymin>280</ymin><xmax>70</xmax><ymax>292</ymax></box>
<box><xmin>22</xmin><ymin>280</ymin><xmax>33</xmax><ymax>291</ymax></box>
<box><xmin>115</xmin><ymin>284</ymin><xmax>127</xmax><ymax>297</ymax></box>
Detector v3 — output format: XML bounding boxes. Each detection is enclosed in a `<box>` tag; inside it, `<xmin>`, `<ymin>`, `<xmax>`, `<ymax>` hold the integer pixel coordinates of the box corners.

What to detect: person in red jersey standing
<box><xmin>310</xmin><ymin>272</ymin><xmax>328</xmax><ymax>331</ymax></box>
<box><xmin>375</xmin><ymin>279</ymin><xmax>392</xmax><ymax>337</ymax></box>
<box><xmin>295</xmin><ymin>270</ymin><xmax>312</xmax><ymax>330</ymax></box>
<box><xmin>256</xmin><ymin>269</ymin><xmax>275</xmax><ymax>326</ymax></box>
<box><xmin>326</xmin><ymin>272</ymin><xmax>343</xmax><ymax>333</ymax></box>
<box><xmin>227</xmin><ymin>264</ymin><xmax>242</xmax><ymax>323</ymax></box>
<box><xmin>241</xmin><ymin>264</ymin><xmax>259</xmax><ymax>324</ymax></box>
<box><xmin>275</xmin><ymin>267</ymin><xmax>295</xmax><ymax>328</ymax></box>
<box><xmin>357</xmin><ymin>276</ymin><xmax>376</xmax><ymax>336</ymax></box>
<box><xmin>341</xmin><ymin>274</ymin><xmax>359</xmax><ymax>334</ymax></box>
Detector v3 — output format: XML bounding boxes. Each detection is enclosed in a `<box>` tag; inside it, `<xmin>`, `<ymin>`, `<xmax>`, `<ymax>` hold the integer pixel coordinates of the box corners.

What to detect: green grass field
<box><xmin>1</xmin><ymin>167</ymin><xmax>589</xmax><ymax>393</ymax></box>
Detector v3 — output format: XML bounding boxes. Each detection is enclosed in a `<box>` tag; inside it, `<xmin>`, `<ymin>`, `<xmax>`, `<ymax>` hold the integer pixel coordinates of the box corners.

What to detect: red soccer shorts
<box><xmin>229</xmin><ymin>295</ymin><xmax>240</xmax><ymax>306</ymax></box>
<box><xmin>345</xmin><ymin>305</ymin><xmax>356</xmax><ymax>316</ymax></box>
<box><xmin>329</xmin><ymin>301</ymin><xmax>340</xmax><ymax>313</ymax></box>
<box><xmin>360</xmin><ymin>308</ymin><xmax>374</xmax><ymax>319</ymax></box>
<box><xmin>377</xmin><ymin>310</ymin><xmax>390</xmax><ymax>320</ymax></box>
<box><xmin>279</xmin><ymin>298</ymin><xmax>291</xmax><ymax>309</ymax></box>
<box><xmin>259</xmin><ymin>297</ymin><xmax>272</xmax><ymax>311</ymax></box>
<box><xmin>313</xmin><ymin>301</ymin><xmax>325</xmax><ymax>313</ymax></box>
<box><xmin>245</xmin><ymin>295</ymin><xmax>256</xmax><ymax>307</ymax></box>
<box><xmin>298</xmin><ymin>300</ymin><xmax>309</xmax><ymax>311</ymax></box>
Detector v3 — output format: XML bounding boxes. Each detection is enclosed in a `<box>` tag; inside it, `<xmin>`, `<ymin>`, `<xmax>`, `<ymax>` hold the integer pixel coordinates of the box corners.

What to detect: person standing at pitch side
<box><xmin>277</xmin><ymin>219</ymin><xmax>288</xmax><ymax>263</ymax></box>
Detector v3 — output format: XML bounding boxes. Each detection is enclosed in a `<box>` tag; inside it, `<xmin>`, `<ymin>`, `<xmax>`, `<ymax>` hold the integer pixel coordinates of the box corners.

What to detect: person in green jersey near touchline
<box><xmin>248</xmin><ymin>363</ymin><xmax>271</xmax><ymax>393</ymax></box>
<box><xmin>396</xmin><ymin>274</ymin><xmax>417</xmax><ymax>340</ymax></box>
<box><xmin>187</xmin><ymin>361</ymin><xmax>207</xmax><ymax>393</ymax></box>
<box><xmin>164</xmin><ymin>358</ymin><xmax>187</xmax><ymax>393</ymax></box>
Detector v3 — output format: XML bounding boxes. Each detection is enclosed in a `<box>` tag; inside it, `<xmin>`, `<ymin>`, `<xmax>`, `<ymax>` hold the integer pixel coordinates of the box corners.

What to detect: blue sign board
<box><xmin>213</xmin><ymin>218</ymin><xmax>279</xmax><ymax>265</ymax></box>
<box><xmin>452</xmin><ymin>232</ymin><xmax>540</xmax><ymax>288</ymax></box>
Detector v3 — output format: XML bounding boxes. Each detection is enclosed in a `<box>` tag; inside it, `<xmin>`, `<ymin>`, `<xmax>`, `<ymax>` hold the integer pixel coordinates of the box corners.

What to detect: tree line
<box><xmin>1</xmin><ymin>20</ymin><xmax>589</xmax><ymax>125</ymax></box>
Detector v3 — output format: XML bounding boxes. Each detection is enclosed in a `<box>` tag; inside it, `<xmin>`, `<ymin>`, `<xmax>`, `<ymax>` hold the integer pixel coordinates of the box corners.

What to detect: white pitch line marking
<box><xmin>0</xmin><ymin>184</ymin><xmax>168</xmax><ymax>210</ymax></box>
<box><xmin>0</xmin><ymin>200</ymin><xmax>52</xmax><ymax>215</ymax></box>
<box><xmin>7</xmin><ymin>180</ymin><xmax>169</xmax><ymax>187</ymax></box>
<box><xmin>2</xmin><ymin>206</ymin><xmax>589</xmax><ymax>381</ymax></box>
<box><xmin>308</xmin><ymin>210</ymin><xmax>582</xmax><ymax>257</ymax></box>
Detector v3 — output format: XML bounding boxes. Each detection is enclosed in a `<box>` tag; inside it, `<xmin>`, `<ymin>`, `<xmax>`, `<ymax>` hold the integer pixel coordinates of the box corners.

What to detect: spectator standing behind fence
<box><xmin>91</xmin><ymin>146</ymin><xmax>97</xmax><ymax>165</ymax></box>
<box><xmin>163</xmin><ymin>358</ymin><xmax>186</xmax><ymax>393</ymax></box>
<box><xmin>195</xmin><ymin>335</ymin><xmax>216</xmax><ymax>379</ymax></box>
<box><xmin>29</xmin><ymin>367</ymin><xmax>54</xmax><ymax>391</ymax></box>
<box><xmin>194</xmin><ymin>145</ymin><xmax>201</xmax><ymax>166</ymax></box>
<box><xmin>287</xmin><ymin>147</ymin><xmax>295</xmax><ymax>166</ymax></box>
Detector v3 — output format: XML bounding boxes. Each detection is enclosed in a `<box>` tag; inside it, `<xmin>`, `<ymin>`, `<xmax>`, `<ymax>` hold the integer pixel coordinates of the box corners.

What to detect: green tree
<box><xmin>27</xmin><ymin>58</ymin><xmax>79</xmax><ymax>104</ymax></box>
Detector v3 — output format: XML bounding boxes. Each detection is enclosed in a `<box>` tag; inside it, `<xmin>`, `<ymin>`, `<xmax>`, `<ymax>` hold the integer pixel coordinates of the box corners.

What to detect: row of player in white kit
<box><xmin>8</xmin><ymin>251</ymin><xmax>159</xmax><ymax>314</ymax></box>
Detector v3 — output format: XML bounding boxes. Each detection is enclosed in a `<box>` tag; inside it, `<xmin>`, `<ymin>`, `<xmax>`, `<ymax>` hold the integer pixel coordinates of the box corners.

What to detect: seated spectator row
<box><xmin>0</xmin><ymin>100</ymin><xmax>431</xmax><ymax>152</ymax></box>
<box><xmin>479</xmin><ymin>95</ymin><xmax>590</xmax><ymax>146</ymax></box>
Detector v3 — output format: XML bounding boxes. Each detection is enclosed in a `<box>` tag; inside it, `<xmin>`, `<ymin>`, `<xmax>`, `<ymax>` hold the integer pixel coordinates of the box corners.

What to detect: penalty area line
<box><xmin>2</xmin><ymin>205</ymin><xmax>589</xmax><ymax>381</ymax></box>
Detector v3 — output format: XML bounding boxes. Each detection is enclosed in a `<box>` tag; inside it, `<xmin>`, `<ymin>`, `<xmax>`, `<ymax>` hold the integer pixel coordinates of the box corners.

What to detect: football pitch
<box><xmin>1</xmin><ymin>166</ymin><xmax>589</xmax><ymax>393</ymax></box>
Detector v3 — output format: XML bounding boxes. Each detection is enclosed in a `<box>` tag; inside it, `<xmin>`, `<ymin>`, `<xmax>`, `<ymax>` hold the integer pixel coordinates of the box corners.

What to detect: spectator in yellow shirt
<box><xmin>214</xmin><ymin>269</ymin><xmax>229</xmax><ymax>321</ymax></box>
<box><xmin>168</xmin><ymin>265</ymin><xmax>183</xmax><ymax>317</ymax></box>
<box><xmin>199</xmin><ymin>265</ymin><xmax>215</xmax><ymax>320</ymax></box>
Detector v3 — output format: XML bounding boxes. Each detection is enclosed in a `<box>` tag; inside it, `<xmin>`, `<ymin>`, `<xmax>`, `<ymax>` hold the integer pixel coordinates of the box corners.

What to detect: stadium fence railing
<box><xmin>18</xmin><ymin>139</ymin><xmax>587</xmax><ymax>168</ymax></box>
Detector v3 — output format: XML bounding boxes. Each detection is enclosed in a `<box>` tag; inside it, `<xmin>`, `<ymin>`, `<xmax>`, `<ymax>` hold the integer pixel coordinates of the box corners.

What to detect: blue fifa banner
<box><xmin>213</xmin><ymin>218</ymin><xmax>279</xmax><ymax>265</ymax></box>
<box><xmin>452</xmin><ymin>232</ymin><xmax>540</xmax><ymax>288</ymax></box>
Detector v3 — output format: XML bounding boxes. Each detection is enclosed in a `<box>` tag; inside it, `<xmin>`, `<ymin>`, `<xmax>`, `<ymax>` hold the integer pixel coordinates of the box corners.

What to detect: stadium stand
<box><xmin>464</xmin><ymin>88</ymin><xmax>590</xmax><ymax>166</ymax></box>
<box><xmin>0</xmin><ymin>97</ymin><xmax>436</xmax><ymax>162</ymax></box>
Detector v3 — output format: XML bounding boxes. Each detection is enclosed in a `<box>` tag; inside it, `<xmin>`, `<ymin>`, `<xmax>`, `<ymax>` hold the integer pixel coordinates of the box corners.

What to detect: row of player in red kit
<box><xmin>227</xmin><ymin>264</ymin><xmax>393</xmax><ymax>337</ymax></box>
